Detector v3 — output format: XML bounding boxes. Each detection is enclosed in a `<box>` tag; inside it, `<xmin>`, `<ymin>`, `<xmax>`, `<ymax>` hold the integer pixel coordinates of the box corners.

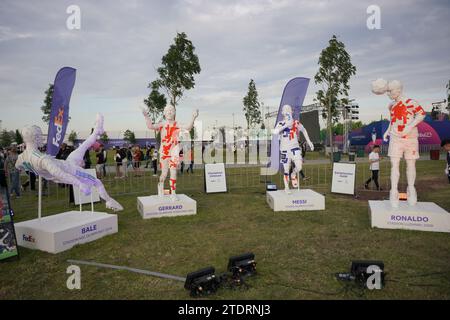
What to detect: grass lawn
<box><xmin>1</xmin><ymin>159</ymin><xmax>449</xmax><ymax>300</ymax></box>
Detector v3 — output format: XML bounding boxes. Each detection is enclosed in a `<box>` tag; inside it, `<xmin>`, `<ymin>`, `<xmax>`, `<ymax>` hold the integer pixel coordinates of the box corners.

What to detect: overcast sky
<box><xmin>0</xmin><ymin>0</ymin><xmax>449</xmax><ymax>138</ymax></box>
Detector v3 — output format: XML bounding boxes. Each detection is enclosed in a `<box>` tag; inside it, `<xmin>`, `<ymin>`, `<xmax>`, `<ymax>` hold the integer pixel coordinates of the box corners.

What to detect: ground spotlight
<box><xmin>227</xmin><ymin>253</ymin><xmax>257</xmax><ymax>279</ymax></box>
<box><xmin>350</xmin><ymin>260</ymin><xmax>385</xmax><ymax>288</ymax></box>
<box><xmin>184</xmin><ymin>266</ymin><xmax>219</xmax><ymax>297</ymax></box>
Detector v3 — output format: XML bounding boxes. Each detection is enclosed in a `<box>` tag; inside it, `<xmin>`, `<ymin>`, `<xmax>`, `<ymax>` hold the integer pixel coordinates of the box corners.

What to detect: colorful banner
<box><xmin>46</xmin><ymin>67</ymin><xmax>77</xmax><ymax>156</ymax></box>
<box><xmin>268</xmin><ymin>77</ymin><xmax>310</xmax><ymax>172</ymax></box>
<box><xmin>349</xmin><ymin>119</ymin><xmax>449</xmax><ymax>151</ymax></box>
<box><xmin>0</xmin><ymin>183</ymin><xmax>19</xmax><ymax>262</ymax></box>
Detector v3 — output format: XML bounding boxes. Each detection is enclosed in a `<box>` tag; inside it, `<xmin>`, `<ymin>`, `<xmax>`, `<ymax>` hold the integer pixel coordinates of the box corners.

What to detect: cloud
<box><xmin>0</xmin><ymin>0</ymin><xmax>449</xmax><ymax>134</ymax></box>
<box><xmin>0</xmin><ymin>26</ymin><xmax>32</xmax><ymax>42</ymax></box>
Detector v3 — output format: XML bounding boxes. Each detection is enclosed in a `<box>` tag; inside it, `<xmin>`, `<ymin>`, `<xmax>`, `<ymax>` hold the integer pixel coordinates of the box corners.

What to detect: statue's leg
<box><xmin>406</xmin><ymin>159</ymin><xmax>417</xmax><ymax>206</ymax></box>
<box><xmin>291</xmin><ymin>148</ymin><xmax>302</xmax><ymax>189</ymax></box>
<box><xmin>169</xmin><ymin>167</ymin><xmax>177</xmax><ymax>200</ymax></box>
<box><xmin>91</xmin><ymin>177</ymin><xmax>123</xmax><ymax>211</ymax></box>
<box><xmin>169</xmin><ymin>148</ymin><xmax>180</xmax><ymax>200</ymax></box>
<box><xmin>280</xmin><ymin>150</ymin><xmax>290</xmax><ymax>193</ymax></box>
<box><xmin>67</xmin><ymin>114</ymin><xmax>103</xmax><ymax>166</ymax></box>
<box><xmin>390</xmin><ymin>157</ymin><xmax>401</xmax><ymax>208</ymax></box>
<box><xmin>158</xmin><ymin>158</ymin><xmax>169</xmax><ymax>197</ymax></box>
<box><xmin>50</xmin><ymin>161</ymin><xmax>91</xmax><ymax>195</ymax></box>
<box><xmin>404</xmin><ymin>138</ymin><xmax>419</xmax><ymax>206</ymax></box>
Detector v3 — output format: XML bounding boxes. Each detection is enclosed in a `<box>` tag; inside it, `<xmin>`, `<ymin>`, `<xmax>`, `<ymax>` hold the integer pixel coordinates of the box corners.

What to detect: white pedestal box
<box><xmin>137</xmin><ymin>194</ymin><xmax>197</xmax><ymax>219</ymax></box>
<box><xmin>266</xmin><ymin>189</ymin><xmax>325</xmax><ymax>212</ymax></box>
<box><xmin>14</xmin><ymin>211</ymin><xmax>118</xmax><ymax>254</ymax></box>
<box><xmin>369</xmin><ymin>200</ymin><xmax>450</xmax><ymax>233</ymax></box>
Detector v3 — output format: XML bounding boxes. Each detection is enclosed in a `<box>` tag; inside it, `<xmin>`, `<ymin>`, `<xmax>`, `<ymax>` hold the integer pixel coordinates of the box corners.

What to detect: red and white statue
<box><xmin>142</xmin><ymin>105</ymin><xmax>198</xmax><ymax>201</ymax></box>
<box><xmin>372</xmin><ymin>79</ymin><xmax>426</xmax><ymax>207</ymax></box>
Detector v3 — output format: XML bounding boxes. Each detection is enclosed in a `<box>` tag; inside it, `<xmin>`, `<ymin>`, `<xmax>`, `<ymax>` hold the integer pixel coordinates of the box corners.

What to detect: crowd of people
<box><xmin>0</xmin><ymin>139</ymin><xmax>196</xmax><ymax>200</ymax></box>
<box><xmin>110</xmin><ymin>143</ymin><xmax>194</xmax><ymax>179</ymax></box>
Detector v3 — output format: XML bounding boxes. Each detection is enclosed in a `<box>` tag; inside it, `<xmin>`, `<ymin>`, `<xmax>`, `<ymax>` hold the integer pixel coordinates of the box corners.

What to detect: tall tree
<box><xmin>243</xmin><ymin>79</ymin><xmax>262</xmax><ymax>131</ymax></box>
<box><xmin>41</xmin><ymin>84</ymin><xmax>54</xmax><ymax>124</ymax></box>
<box><xmin>68</xmin><ymin>130</ymin><xmax>77</xmax><ymax>144</ymax></box>
<box><xmin>100</xmin><ymin>132</ymin><xmax>109</xmax><ymax>145</ymax></box>
<box><xmin>0</xmin><ymin>130</ymin><xmax>13</xmax><ymax>147</ymax></box>
<box><xmin>123</xmin><ymin>129</ymin><xmax>136</xmax><ymax>144</ymax></box>
<box><xmin>446</xmin><ymin>80</ymin><xmax>450</xmax><ymax>112</ymax></box>
<box><xmin>144</xmin><ymin>80</ymin><xmax>167</xmax><ymax>122</ymax></box>
<box><xmin>153</xmin><ymin>32</ymin><xmax>201</xmax><ymax>107</ymax></box>
<box><xmin>314</xmin><ymin>35</ymin><xmax>356</xmax><ymax>164</ymax></box>
<box><xmin>14</xmin><ymin>129</ymin><xmax>23</xmax><ymax>145</ymax></box>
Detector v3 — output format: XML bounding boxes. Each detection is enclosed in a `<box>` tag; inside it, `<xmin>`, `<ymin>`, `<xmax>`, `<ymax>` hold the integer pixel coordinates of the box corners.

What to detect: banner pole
<box><xmin>38</xmin><ymin>176</ymin><xmax>42</xmax><ymax>221</ymax></box>
<box><xmin>79</xmin><ymin>187</ymin><xmax>82</xmax><ymax>212</ymax></box>
<box><xmin>91</xmin><ymin>192</ymin><xmax>94</xmax><ymax>213</ymax></box>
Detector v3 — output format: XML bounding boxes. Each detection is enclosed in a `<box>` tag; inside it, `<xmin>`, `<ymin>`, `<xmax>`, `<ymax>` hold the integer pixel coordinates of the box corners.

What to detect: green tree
<box><xmin>314</xmin><ymin>35</ymin><xmax>356</xmax><ymax>164</ymax></box>
<box><xmin>100</xmin><ymin>132</ymin><xmax>109</xmax><ymax>145</ymax></box>
<box><xmin>14</xmin><ymin>129</ymin><xmax>23</xmax><ymax>145</ymax></box>
<box><xmin>123</xmin><ymin>130</ymin><xmax>136</xmax><ymax>144</ymax></box>
<box><xmin>446</xmin><ymin>80</ymin><xmax>450</xmax><ymax>112</ymax></box>
<box><xmin>41</xmin><ymin>84</ymin><xmax>54</xmax><ymax>124</ymax></box>
<box><xmin>351</xmin><ymin>121</ymin><xmax>364</xmax><ymax>130</ymax></box>
<box><xmin>243</xmin><ymin>79</ymin><xmax>262</xmax><ymax>131</ymax></box>
<box><xmin>0</xmin><ymin>130</ymin><xmax>13</xmax><ymax>147</ymax></box>
<box><xmin>144</xmin><ymin>80</ymin><xmax>167</xmax><ymax>122</ymax></box>
<box><xmin>153</xmin><ymin>32</ymin><xmax>201</xmax><ymax>107</ymax></box>
<box><xmin>68</xmin><ymin>130</ymin><xmax>77</xmax><ymax>144</ymax></box>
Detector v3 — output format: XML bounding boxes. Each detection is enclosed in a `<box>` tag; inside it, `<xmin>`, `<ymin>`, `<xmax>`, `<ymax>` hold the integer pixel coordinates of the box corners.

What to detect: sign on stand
<box><xmin>331</xmin><ymin>162</ymin><xmax>356</xmax><ymax>195</ymax></box>
<box><xmin>204</xmin><ymin>163</ymin><xmax>227</xmax><ymax>194</ymax></box>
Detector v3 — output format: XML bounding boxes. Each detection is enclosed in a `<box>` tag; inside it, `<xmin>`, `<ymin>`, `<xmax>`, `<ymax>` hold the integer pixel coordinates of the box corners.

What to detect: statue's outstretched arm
<box><xmin>142</xmin><ymin>108</ymin><xmax>160</xmax><ymax>131</ymax></box>
<box><xmin>181</xmin><ymin>109</ymin><xmax>199</xmax><ymax>131</ymax></box>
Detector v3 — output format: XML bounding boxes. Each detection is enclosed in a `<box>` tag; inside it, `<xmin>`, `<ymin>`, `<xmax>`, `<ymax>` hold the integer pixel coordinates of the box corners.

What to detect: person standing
<box><xmin>21</xmin><ymin>171</ymin><xmax>36</xmax><ymax>192</ymax></box>
<box><xmin>186</xmin><ymin>148</ymin><xmax>194</xmax><ymax>174</ymax></box>
<box><xmin>120</xmin><ymin>147</ymin><xmax>128</xmax><ymax>177</ymax></box>
<box><xmin>101</xmin><ymin>146</ymin><xmax>107</xmax><ymax>178</ymax></box>
<box><xmin>96</xmin><ymin>144</ymin><xmax>106</xmax><ymax>179</ymax></box>
<box><xmin>151</xmin><ymin>147</ymin><xmax>158</xmax><ymax>176</ymax></box>
<box><xmin>441</xmin><ymin>139</ymin><xmax>450</xmax><ymax>184</ymax></box>
<box><xmin>365</xmin><ymin>145</ymin><xmax>382</xmax><ymax>190</ymax></box>
<box><xmin>83</xmin><ymin>149</ymin><xmax>91</xmax><ymax>169</ymax></box>
<box><xmin>5</xmin><ymin>147</ymin><xmax>20</xmax><ymax>198</ymax></box>
<box><xmin>144</xmin><ymin>146</ymin><xmax>151</xmax><ymax>169</ymax></box>
<box><xmin>179</xmin><ymin>146</ymin><xmax>185</xmax><ymax>174</ymax></box>
<box><xmin>114</xmin><ymin>147</ymin><xmax>123</xmax><ymax>179</ymax></box>
<box><xmin>0</xmin><ymin>147</ymin><xmax>8</xmax><ymax>188</ymax></box>
<box><xmin>132</xmin><ymin>145</ymin><xmax>143</xmax><ymax>177</ymax></box>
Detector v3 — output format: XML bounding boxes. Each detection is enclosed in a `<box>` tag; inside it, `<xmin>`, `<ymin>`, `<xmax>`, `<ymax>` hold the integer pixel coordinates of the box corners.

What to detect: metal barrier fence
<box><xmin>5</xmin><ymin>157</ymin><xmax>441</xmax><ymax>215</ymax></box>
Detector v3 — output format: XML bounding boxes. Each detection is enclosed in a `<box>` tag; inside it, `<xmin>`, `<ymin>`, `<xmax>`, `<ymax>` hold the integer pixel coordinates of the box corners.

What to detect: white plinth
<box><xmin>14</xmin><ymin>211</ymin><xmax>118</xmax><ymax>254</ymax></box>
<box><xmin>266</xmin><ymin>189</ymin><xmax>325</xmax><ymax>212</ymax></box>
<box><xmin>137</xmin><ymin>194</ymin><xmax>197</xmax><ymax>219</ymax></box>
<box><xmin>369</xmin><ymin>200</ymin><xmax>450</xmax><ymax>233</ymax></box>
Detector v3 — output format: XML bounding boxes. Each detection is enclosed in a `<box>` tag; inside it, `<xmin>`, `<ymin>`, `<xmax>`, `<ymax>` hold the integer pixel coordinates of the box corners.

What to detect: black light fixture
<box><xmin>227</xmin><ymin>253</ymin><xmax>257</xmax><ymax>279</ymax></box>
<box><xmin>266</xmin><ymin>183</ymin><xmax>277</xmax><ymax>191</ymax></box>
<box><xmin>184</xmin><ymin>266</ymin><xmax>219</xmax><ymax>297</ymax></box>
<box><xmin>351</xmin><ymin>260</ymin><xmax>385</xmax><ymax>288</ymax></box>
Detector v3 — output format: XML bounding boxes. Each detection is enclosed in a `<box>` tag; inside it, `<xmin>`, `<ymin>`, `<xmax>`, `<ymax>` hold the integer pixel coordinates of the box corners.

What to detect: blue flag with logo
<box><xmin>46</xmin><ymin>67</ymin><xmax>76</xmax><ymax>156</ymax></box>
<box><xmin>268</xmin><ymin>77</ymin><xmax>310</xmax><ymax>172</ymax></box>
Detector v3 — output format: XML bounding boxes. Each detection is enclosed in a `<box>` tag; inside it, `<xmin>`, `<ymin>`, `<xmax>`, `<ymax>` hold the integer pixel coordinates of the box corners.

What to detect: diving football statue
<box><xmin>15</xmin><ymin>114</ymin><xmax>124</xmax><ymax>211</ymax></box>
<box><xmin>372</xmin><ymin>79</ymin><xmax>426</xmax><ymax>207</ymax></box>
<box><xmin>142</xmin><ymin>105</ymin><xmax>198</xmax><ymax>201</ymax></box>
<box><xmin>273</xmin><ymin>104</ymin><xmax>314</xmax><ymax>194</ymax></box>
